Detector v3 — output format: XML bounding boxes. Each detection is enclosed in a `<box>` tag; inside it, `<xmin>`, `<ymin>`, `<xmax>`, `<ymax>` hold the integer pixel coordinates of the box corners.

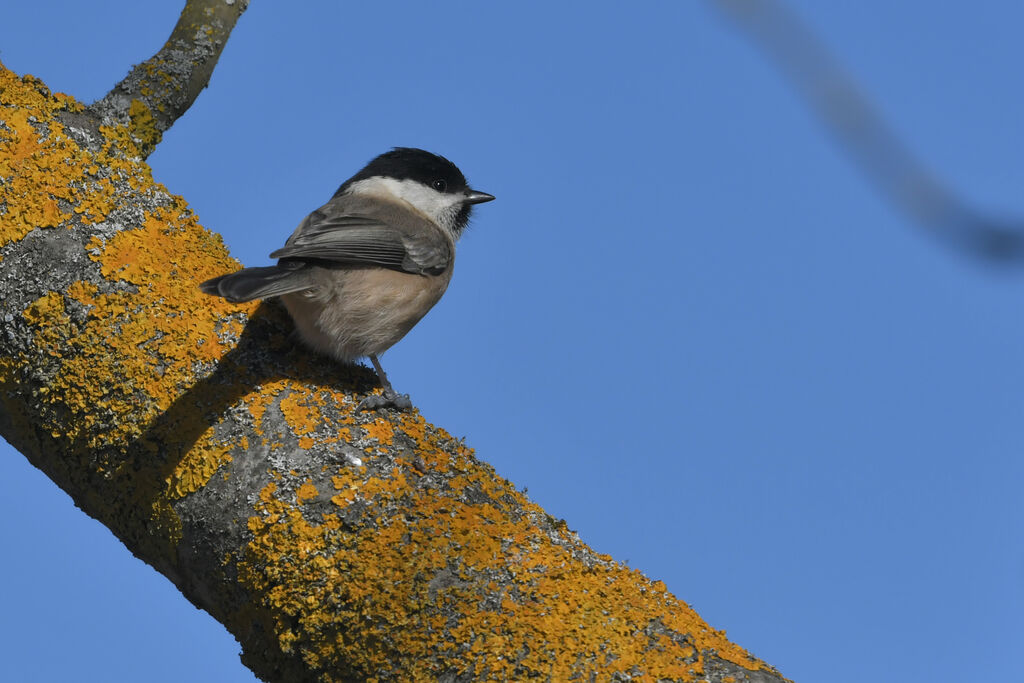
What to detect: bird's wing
<box><xmin>269</xmin><ymin>198</ymin><xmax>451</xmax><ymax>275</ymax></box>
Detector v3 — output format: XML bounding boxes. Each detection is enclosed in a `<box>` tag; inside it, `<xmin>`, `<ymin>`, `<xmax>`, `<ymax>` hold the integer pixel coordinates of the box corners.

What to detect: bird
<box><xmin>200</xmin><ymin>147</ymin><xmax>494</xmax><ymax>410</ymax></box>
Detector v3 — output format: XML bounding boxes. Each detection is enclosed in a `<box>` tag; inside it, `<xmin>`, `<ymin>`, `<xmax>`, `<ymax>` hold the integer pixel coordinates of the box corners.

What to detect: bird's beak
<box><xmin>464</xmin><ymin>190</ymin><xmax>495</xmax><ymax>205</ymax></box>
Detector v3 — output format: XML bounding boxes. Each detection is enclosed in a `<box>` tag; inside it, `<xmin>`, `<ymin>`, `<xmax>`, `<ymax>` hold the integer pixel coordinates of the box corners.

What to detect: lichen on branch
<box><xmin>88</xmin><ymin>0</ymin><xmax>250</xmax><ymax>158</ymax></box>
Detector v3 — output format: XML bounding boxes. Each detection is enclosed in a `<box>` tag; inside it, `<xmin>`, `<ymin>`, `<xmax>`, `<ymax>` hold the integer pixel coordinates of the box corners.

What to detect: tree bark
<box><xmin>89</xmin><ymin>0</ymin><xmax>249</xmax><ymax>158</ymax></box>
<box><xmin>0</xmin><ymin>4</ymin><xmax>788</xmax><ymax>681</ymax></box>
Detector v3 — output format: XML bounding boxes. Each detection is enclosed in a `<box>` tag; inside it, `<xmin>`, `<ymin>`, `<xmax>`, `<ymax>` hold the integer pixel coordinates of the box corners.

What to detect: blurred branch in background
<box><xmin>712</xmin><ymin>0</ymin><xmax>1024</xmax><ymax>264</ymax></box>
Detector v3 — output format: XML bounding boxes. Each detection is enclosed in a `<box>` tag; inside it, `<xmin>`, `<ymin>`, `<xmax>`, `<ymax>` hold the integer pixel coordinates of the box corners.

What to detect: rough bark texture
<box><xmin>0</xmin><ymin>8</ymin><xmax>789</xmax><ymax>682</ymax></box>
<box><xmin>89</xmin><ymin>0</ymin><xmax>249</xmax><ymax>159</ymax></box>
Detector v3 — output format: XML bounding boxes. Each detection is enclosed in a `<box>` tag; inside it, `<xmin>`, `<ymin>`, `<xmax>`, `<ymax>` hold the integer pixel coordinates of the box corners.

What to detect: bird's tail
<box><xmin>200</xmin><ymin>266</ymin><xmax>311</xmax><ymax>303</ymax></box>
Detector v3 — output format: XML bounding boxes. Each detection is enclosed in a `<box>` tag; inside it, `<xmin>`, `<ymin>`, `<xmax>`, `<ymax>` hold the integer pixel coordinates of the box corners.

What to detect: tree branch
<box><xmin>712</xmin><ymin>0</ymin><xmax>1024</xmax><ymax>263</ymax></box>
<box><xmin>0</xmin><ymin>15</ymin><xmax>787</xmax><ymax>683</ymax></box>
<box><xmin>88</xmin><ymin>0</ymin><xmax>249</xmax><ymax>159</ymax></box>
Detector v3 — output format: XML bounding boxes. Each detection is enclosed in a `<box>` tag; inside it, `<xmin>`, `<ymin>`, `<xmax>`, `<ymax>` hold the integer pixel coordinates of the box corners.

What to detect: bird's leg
<box><xmin>357</xmin><ymin>354</ymin><xmax>413</xmax><ymax>411</ymax></box>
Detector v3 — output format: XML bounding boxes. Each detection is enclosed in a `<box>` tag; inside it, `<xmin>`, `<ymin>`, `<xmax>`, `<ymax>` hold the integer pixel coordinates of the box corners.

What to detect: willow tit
<box><xmin>200</xmin><ymin>148</ymin><xmax>494</xmax><ymax>410</ymax></box>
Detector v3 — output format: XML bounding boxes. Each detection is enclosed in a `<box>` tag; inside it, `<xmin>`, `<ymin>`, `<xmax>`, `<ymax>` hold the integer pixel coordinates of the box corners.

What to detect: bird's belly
<box><xmin>281</xmin><ymin>267</ymin><xmax>451</xmax><ymax>362</ymax></box>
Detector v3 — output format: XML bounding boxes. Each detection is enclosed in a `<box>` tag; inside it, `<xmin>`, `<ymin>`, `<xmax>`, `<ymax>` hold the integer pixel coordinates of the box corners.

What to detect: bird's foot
<box><xmin>357</xmin><ymin>389</ymin><xmax>413</xmax><ymax>412</ymax></box>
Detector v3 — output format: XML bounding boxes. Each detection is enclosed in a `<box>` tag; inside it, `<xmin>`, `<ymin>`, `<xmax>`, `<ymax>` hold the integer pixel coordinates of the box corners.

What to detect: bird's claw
<box><xmin>357</xmin><ymin>390</ymin><xmax>413</xmax><ymax>412</ymax></box>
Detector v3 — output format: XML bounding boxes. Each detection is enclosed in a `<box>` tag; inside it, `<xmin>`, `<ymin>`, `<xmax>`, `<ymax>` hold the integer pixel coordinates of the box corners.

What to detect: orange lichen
<box><xmin>0</xmin><ymin>86</ymin><xmax>100</xmax><ymax>244</ymax></box>
<box><xmin>247</xmin><ymin>393</ymin><xmax>273</xmax><ymax>430</ymax></box>
<box><xmin>280</xmin><ymin>392</ymin><xmax>321</xmax><ymax>437</ymax></box>
<box><xmin>398</xmin><ymin>412</ymin><xmax>426</xmax><ymax>441</ymax></box>
<box><xmin>361</xmin><ymin>417</ymin><xmax>395</xmax><ymax>446</ymax></box>
<box><xmin>295</xmin><ymin>481</ymin><xmax>318</xmax><ymax>504</ymax></box>
<box><xmin>237</xmin><ymin>420</ymin><xmax>770</xmax><ymax>682</ymax></box>
<box><xmin>127</xmin><ymin>98</ymin><xmax>162</xmax><ymax>150</ymax></box>
<box><xmin>22</xmin><ymin>292</ymin><xmax>65</xmax><ymax>327</ymax></box>
<box><xmin>1</xmin><ymin>60</ymin><xmax>257</xmax><ymax>554</ymax></box>
<box><xmin>165</xmin><ymin>429</ymin><xmax>235</xmax><ymax>499</ymax></box>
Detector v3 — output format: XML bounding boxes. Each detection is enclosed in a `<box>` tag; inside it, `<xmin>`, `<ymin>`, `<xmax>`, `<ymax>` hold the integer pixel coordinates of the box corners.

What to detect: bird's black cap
<box><xmin>334</xmin><ymin>147</ymin><xmax>470</xmax><ymax>198</ymax></box>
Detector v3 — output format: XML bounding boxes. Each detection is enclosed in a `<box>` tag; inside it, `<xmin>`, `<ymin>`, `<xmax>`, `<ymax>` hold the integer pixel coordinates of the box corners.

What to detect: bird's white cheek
<box><xmin>346</xmin><ymin>176</ymin><xmax>462</xmax><ymax>235</ymax></box>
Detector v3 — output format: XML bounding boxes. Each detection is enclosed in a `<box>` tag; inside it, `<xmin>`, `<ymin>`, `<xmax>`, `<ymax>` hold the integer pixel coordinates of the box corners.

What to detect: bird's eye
<box><xmin>432</xmin><ymin>179</ymin><xmax>447</xmax><ymax>192</ymax></box>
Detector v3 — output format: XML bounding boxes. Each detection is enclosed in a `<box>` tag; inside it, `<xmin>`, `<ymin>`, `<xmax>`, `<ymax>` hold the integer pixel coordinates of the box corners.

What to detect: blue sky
<box><xmin>2</xmin><ymin>2</ymin><xmax>1022</xmax><ymax>681</ymax></box>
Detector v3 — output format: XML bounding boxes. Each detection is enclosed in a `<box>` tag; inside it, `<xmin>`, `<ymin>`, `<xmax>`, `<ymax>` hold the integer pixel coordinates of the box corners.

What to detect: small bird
<box><xmin>200</xmin><ymin>147</ymin><xmax>494</xmax><ymax>410</ymax></box>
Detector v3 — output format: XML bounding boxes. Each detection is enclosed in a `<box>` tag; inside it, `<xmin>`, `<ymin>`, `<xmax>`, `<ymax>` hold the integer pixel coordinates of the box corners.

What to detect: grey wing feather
<box><xmin>200</xmin><ymin>266</ymin><xmax>313</xmax><ymax>303</ymax></box>
<box><xmin>269</xmin><ymin>198</ymin><xmax>451</xmax><ymax>275</ymax></box>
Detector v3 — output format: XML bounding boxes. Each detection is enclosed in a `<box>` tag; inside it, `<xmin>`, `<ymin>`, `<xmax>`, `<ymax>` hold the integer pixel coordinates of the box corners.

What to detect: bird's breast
<box><xmin>281</xmin><ymin>265</ymin><xmax>453</xmax><ymax>362</ymax></box>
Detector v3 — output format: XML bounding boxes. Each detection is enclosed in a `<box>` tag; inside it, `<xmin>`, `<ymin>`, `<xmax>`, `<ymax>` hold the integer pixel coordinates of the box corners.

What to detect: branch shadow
<box><xmin>121</xmin><ymin>301</ymin><xmax>377</xmax><ymax>553</ymax></box>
